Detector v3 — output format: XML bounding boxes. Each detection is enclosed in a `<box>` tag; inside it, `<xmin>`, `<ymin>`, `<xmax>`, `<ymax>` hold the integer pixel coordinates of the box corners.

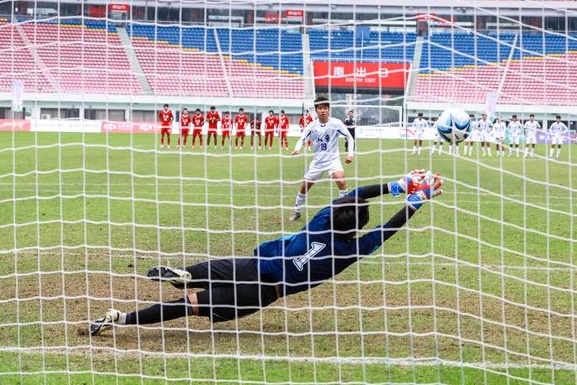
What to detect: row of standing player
<box><xmin>412</xmin><ymin>112</ymin><xmax>570</xmax><ymax>159</ymax></box>
<box><xmin>158</xmin><ymin>104</ymin><xmax>316</xmax><ymax>151</ymax></box>
<box><xmin>158</xmin><ymin>98</ymin><xmax>355</xmax><ymax>223</ymax></box>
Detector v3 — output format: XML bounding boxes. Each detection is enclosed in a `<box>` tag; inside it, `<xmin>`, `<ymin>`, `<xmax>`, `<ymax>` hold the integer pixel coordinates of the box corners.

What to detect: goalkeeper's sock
<box><xmin>125</xmin><ymin>297</ymin><xmax>193</xmax><ymax>325</ymax></box>
<box><xmin>118</xmin><ymin>311</ymin><xmax>127</xmax><ymax>324</ymax></box>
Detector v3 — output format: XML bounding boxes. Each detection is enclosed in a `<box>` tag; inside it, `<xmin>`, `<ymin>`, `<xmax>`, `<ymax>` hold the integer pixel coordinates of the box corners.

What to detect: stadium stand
<box><xmin>18</xmin><ymin>20</ymin><xmax>144</xmax><ymax>95</ymax></box>
<box><xmin>414</xmin><ymin>32</ymin><xmax>577</xmax><ymax>105</ymax></box>
<box><xmin>127</xmin><ymin>24</ymin><xmax>304</xmax><ymax>98</ymax></box>
<box><xmin>307</xmin><ymin>29</ymin><xmax>416</xmax><ymax>63</ymax></box>
<box><xmin>4</xmin><ymin>18</ymin><xmax>577</xmax><ymax>105</ymax></box>
<box><xmin>0</xmin><ymin>20</ymin><xmax>55</xmax><ymax>93</ymax></box>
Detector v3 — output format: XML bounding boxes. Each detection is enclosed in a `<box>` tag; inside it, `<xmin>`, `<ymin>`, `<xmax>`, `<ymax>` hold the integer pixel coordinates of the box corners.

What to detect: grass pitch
<box><xmin>0</xmin><ymin>131</ymin><xmax>576</xmax><ymax>384</ymax></box>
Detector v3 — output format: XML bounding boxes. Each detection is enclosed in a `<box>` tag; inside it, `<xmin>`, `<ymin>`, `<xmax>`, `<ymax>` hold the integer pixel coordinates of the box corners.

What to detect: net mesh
<box><xmin>0</xmin><ymin>2</ymin><xmax>576</xmax><ymax>384</ymax></box>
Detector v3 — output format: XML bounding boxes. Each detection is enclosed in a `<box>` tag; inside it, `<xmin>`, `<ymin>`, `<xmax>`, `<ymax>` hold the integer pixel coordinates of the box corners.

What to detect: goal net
<box><xmin>1</xmin><ymin>1</ymin><xmax>576</xmax><ymax>384</ymax></box>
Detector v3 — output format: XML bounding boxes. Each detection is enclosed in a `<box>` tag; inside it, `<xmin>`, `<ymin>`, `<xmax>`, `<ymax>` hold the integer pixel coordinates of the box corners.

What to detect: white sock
<box><xmin>550</xmin><ymin>148</ymin><xmax>554</xmax><ymax>157</ymax></box>
<box><xmin>487</xmin><ymin>148</ymin><xmax>491</xmax><ymax>156</ymax></box>
<box><xmin>557</xmin><ymin>148</ymin><xmax>561</xmax><ymax>157</ymax></box>
<box><xmin>294</xmin><ymin>192</ymin><xmax>306</xmax><ymax>212</ymax></box>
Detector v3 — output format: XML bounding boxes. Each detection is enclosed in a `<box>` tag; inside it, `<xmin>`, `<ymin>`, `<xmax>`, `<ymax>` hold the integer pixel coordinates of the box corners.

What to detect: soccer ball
<box><xmin>435</xmin><ymin>107</ymin><xmax>472</xmax><ymax>143</ymax></box>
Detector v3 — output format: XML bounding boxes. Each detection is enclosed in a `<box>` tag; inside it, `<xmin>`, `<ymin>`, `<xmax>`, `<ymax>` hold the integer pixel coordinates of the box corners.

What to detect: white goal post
<box><xmin>1</xmin><ymin>1</ymin><xmax>577</xmax><ymax>385</ymax></box>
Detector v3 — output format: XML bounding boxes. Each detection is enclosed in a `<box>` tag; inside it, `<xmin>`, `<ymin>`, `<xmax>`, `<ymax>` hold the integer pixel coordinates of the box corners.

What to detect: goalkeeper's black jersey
<box><xmin>344</xmin><ymin>117</ymin><xmax>356</xmax><ymax>129</ymax></box>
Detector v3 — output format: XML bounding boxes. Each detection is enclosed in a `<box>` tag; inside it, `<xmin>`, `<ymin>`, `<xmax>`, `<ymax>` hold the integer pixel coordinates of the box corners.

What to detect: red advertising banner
<box><xmin>313</xmin><ymin>61</ymin><xmax>409</xmax><ymax>90</ymax></box>
<box><xmin>264</xmin><ymin>12</ymin><xmax>279</xmax><ymax>23</ymax></box>
<box><xmin>88</xmin><ymin>5</ymin><xmax>106</xmax><ymax>17</ymax></box>
<box><xmin>108</xmin><ymin>4</ymin><xmax>130</xmax><ymax>12</ymax></box>
<box><xmin>101</xmin><ymin>121</ymin><xmax>160</xmax><ymax>134</ymax></box>
<box><xmin>285</xmin><ymin>10</ymin><xmax>304</xmax><ymax>18</ymax></box>
<box><xmin>0</xmin><ymin>119</ymin><xmax>31</xmax><ymax>132</ymax></box>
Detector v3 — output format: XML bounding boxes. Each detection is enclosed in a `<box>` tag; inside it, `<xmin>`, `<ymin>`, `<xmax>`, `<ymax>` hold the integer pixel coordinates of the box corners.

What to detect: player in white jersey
<box><xmin>463</xmin><ymin>113</ymin><xmax>477</xmax><ymax>156</ymax></box>
<box><xmin>523</xmin><ymin>114</ymin><xmax>541</xmax><ymax>158</ymax></box>
<box><xmin>492</xmin><ymin>116</ymin><xmax>506</xmax><ymax>156</ymax></box>
<box><xmin>411</xmin><ymin>112</ymin><xmax>429</xmax><ymax>155</ymax></box>
<box><xmin>506</xmin><ymin>114</ymin><xmax>522</xmax><ymax>157</ymax></box>
<box><xmin>548</xmin><ymin>115</ymin><xmax>569</xmax><ymax>159</ymax></box>
<box><xmin>289</xmin><ymin>95</ymin><xmax>354</xmax><ymax>221</ymax></box>
<box><xmin>430</xmin><ymin>114</ymin><xmax>444</xmax><ymax>155</ymax></box>
<box><xmin>478</xmin><ymin>112</ymin><xmax>494</xmax><ymax>156</ymax></box>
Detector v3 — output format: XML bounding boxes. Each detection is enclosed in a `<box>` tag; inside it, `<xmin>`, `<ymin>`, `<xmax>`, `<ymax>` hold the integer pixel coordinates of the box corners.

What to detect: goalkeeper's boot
<box><xmin>90</xmin><ymin>309</ymin><xmax>121</xmax><ymax>336</ymax></box>
<box><xmin>147</xmin><ymin>266</ymin><xmax>192</xmax><ymax>289</ymax></box>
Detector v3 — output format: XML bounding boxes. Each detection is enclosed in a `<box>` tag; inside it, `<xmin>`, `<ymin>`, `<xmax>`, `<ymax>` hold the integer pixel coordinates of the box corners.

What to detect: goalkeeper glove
<box><xmin>407</xmin><ymin>171</ymin><xmax>443</xmax><ymax>210</ymax></box>
<box><xmin>388</xmin><ymin>169</ymin><xmax>427</xmax><ymax>196</ymax></box>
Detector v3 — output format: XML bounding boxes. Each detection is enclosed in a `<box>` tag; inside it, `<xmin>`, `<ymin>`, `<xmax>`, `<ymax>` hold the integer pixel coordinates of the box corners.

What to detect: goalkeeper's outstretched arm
<box><xmin>347</xmin><ymin>169</ymin><xmax>432</xmax><ymax>200</ymax></box>
<box><xmin>355</xmin><ymin>171</ymin><xmax>443</xmax><ymax>255</ymax></box>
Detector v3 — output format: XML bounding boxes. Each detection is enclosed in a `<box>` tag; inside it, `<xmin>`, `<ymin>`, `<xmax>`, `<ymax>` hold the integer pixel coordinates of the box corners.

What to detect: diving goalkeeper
<box><xmin>89</xmin><ymin>170</ymin><xmax>442</xmax><ymax>336</ymax></box>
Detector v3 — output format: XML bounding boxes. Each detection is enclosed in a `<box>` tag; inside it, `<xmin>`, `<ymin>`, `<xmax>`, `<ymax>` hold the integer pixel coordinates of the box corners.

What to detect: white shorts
<box><xmin>509</xmin><ymin>135</ymin><xmax>520</xmax><ymax>145</ymax></box>
<box><xmin>526</xmin><ymin>135</ymin><xmax>537</xmax><ymax>145</ymax></box>
<box><xmin>304</xmin><ymin>159</ymin><xmax>344</xmax><ymax>182</ymax></box>
<box><xmin>494</xmin><ymin>135</ymin><xmax>504</xmax><ymax>143</ymax></box>
<box><xmin>467</xmin><ymin>130</ymin><xmax>480</xmax><ymax>142</ymax></box>
<box><xmin>480</xmin><ymin>132</ymin><xmax>493</xmax><ymax>143</ymax></box>
<box><xmin>414</xmin><ymin>130</ymin><xmax>424</xmax><ymax>140</ymax></box>
<box><xmin>551</xmin><ymin>135</ymin><xmax>564</xmax><ymax>145</ymax></box>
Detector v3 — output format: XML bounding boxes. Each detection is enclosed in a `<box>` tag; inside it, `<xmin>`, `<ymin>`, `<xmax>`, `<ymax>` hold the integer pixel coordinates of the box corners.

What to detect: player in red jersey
<box><xmin>250</xmin><ymin>114</ymin><xmax>262</xmax><ymax>150</ymax></box>
<box><xmin>177</xmin><ymin>108</ymin><xmax>191</xmax><ymax>148</ymax></box>
<box><xmin>279</xmin><ymin>109</ymin><xmax>290</xmax><ymax>151</ymax></box>
<box><xmin>234</xmin><ymin>108</ymin><xmax>248</xmax><ymax>149</ymax></box>
<box><xmin>263</xmin><ymin>109</ymin><xmax>279</xmax><ymax>150</ymax></box>
<box><xmin>299</xmin><ymin>109</ymin><xmax>314</xmax><ymax>150</ymax></box>
<box><xmin>158</xmin><ymin>104</ymin><xmax>174</xmax><ymax>148</ymax></box>
<box><xmin>220</xmin><ymin>112</ymin><xmax>232</xmax><ymax>149</ymax></box>
<box><xmin>206</xmin><ymin>106</ymin><xmax>220</xmax><ymax>149</ymax></box>
<box><xmin>191</xmin><ymin>108</ymin><xmax>204</xmax><ymax>149</ymax></box>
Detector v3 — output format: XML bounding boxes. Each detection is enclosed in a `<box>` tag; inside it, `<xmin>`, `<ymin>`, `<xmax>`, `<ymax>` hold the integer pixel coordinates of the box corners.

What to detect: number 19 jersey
<box><xmin>296</xmin><ymin>117</ymin><xmax>354</xmax><ymax>167</ymax></box>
